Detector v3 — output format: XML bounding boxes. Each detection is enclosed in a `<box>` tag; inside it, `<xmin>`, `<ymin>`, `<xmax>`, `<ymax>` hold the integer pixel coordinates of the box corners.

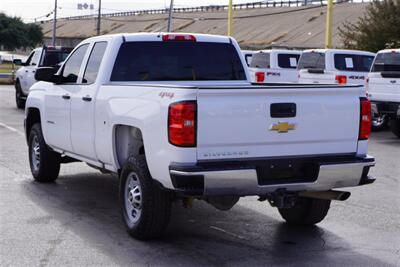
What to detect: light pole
<box><xmin>167</xmin><ymin>0</ymin><xmax>174</xmax><ymax>32</ymax></box>
<box><xmin>97</xmin><ymin>0</ymin><xmax>101</xmax><ymax>35</ymax></box>
<box><xmin>325</xmin><ymin>0</ymin><xmax>333</xmax><ymax>48</ymax></box>
<box><xmin>52</xmin><ymin>0</ymin><xmax>58</xmax><ymax>46</ymax></box>
<box><xmin>227</xmin><ymin>0</ymin><xmax>233</xmax><ymax>36</ymax></box>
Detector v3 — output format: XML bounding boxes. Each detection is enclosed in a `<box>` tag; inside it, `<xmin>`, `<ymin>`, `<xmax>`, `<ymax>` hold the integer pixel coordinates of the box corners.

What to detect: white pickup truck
<box><xmin>26</xmin><ymin>33</ymin><xmax>376</xmax><ymax>240</ymax></box>
<box><xmin>248</xmin><ymin>49</ymin><xmax>302</xmax><ymax>83</ymax></box>
<box><xmin>298</xmin><ymin>49</ymin><xmax>375</xmax><ymax>86</ymax></box>
<box><xmin>368</xmin><ymin>49</ymin><xmax>400</xmax><ymax>137</ymax></box>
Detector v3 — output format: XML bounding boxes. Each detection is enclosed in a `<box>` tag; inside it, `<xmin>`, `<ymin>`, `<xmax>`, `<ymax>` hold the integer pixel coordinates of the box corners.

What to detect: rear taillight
<box><xmin>255</xmin><ymin>72</ymin><xmax>265</xmax><ymax>83</ymax></box>
<box><xmin>335</xmin><ymin>75</ymin><xmax>347</xmax><ymax>84</ymax></box>
<box><xmin>168</xmin><ymin>101</ymin><xmax>197</xmax><ymax>147</ymax></box>
<box><xmin>359</xmin><ymin>98</ymin><xmax>371</xmax><ymax>140</ymax></box>
<box><xmin>162</xmin><ymin>34</ymin><xmax>196</xmax><ymax>42</ymax></box>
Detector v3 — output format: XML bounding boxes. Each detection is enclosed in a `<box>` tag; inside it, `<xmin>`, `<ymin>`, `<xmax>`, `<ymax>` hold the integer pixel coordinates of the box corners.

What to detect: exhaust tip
<box><xmin>337</xmin><ymin>191</ymin><xmax>351</xmax><ymax>201</ymax></box>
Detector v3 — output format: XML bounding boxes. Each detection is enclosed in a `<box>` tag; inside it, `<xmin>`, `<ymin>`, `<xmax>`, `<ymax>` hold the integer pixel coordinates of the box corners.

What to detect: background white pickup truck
<box><xmin>248</xmin><ymin>49</ymin><xmax>302</xmax><ymax>83</ymax></box>
<box><xmin>14</xmin><ymin>46</ymin><xmax>72</xmax><ymax>109</ymax></box>
<box><xmin>26</xmin><ymin>33</ymin><xmax>375</xmax><ymax>240</ymax></box>
<box><xmin>298</xmin><ymin>49</ymin><xmax>375</xmax><ymax>86</ymax></box>
<box><xmin>368</xmin><ymin>48</ymin><xmax>400</xmax><ymax>137</ymax></box>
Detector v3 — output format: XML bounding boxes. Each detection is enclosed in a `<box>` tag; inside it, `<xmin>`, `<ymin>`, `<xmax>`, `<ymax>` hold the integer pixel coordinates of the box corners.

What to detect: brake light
<box><xmin>255</xmin><ymin>72</ymin><xmax>265</xmax><ymax>83</ymax></box>
<box><xmin>168</xmin><ymin>101</ymin><xmax>197</xmax><ymax>147</ymax></box>
<box><xmin>335</xmin><ymin>75</ymin><xmax>347</xmax><ymax>84</ymax></box>
<box><xmin>162</xmin><ymin>34</ymin><xmax>196</xmax><ymax>42</ymax></box>
<box><xmin>359</xmin><ymin>98</ymin><xmax>371</xmax><ymax>140</ymax></box>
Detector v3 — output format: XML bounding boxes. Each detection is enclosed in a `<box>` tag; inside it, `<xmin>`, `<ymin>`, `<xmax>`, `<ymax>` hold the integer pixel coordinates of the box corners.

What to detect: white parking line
<box><xmin>0</xmin><ymin>122</ymin><xmax>25</xmax><ymax>136</ymax></box>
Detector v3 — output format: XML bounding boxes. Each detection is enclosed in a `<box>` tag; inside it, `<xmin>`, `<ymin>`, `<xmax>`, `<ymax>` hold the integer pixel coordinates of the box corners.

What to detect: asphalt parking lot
<box><xmin>0</xmin><ymin>84</ymin><xmax>399</xmax><ymax>266</ymax></box>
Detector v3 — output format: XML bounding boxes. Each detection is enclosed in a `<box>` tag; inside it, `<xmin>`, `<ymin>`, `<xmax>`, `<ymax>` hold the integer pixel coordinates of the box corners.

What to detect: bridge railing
<box><xmin>44</xmin><ymin>0</ymin><xmax>371</xmax><ymax>22</ymax></box>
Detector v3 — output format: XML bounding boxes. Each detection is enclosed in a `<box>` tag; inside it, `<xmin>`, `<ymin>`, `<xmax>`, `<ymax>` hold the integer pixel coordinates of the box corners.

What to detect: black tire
<box><xmin>389</xmin><ymin>119</ymin><xmax>400</xmax><ymax>138</ymax></box>
<box><xmin>15</xmin><ymin>80</ymin><xmax>26</xmax><ymax>109</ymax></box>
<box><xmin>371</xmin><ymin>114</ymin><xmax>387</xmax><ymax>131</ymax></box>
<box><xmin>28</xmin><ymin>123</ymin><xmax>61</xmax><ymax>182</ymax></box>
<box><xmin>119</xmin><ymin>155</ymin><xmax>172</xmax><ymax>240</ymax></box>
<box><xmin>278</xmin><ymin>197</ymin><xmax>331</xmax><ymax>225</ymax></box>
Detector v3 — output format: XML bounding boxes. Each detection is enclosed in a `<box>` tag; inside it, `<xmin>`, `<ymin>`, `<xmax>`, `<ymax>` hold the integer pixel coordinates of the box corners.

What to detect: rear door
<box><xmin>196</xmin><ymin>85</ymin><xmax>361</xmax><ymax>160</ymax></box>
<box><xmin>368</xmin><ymin>51</ymin><xmax>400</xmax><ymax>102</ymax></box>
<box><xmin>70</xmin><ymin>41</ymin><xmax>107</xmax><ymax>160</ymax></box>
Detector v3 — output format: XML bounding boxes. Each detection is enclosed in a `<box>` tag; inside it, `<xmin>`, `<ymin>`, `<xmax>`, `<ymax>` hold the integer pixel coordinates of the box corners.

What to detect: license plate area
<box><xmin>256</xmin><ymin>160</ymin><xmax>319</xmax><ymax>185</ymax></box>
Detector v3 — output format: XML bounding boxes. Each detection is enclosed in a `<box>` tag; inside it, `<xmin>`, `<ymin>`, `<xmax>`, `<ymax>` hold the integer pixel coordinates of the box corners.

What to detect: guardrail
<box><xmin>42</xmin><ymin>0</ymin><xmax>372</xmax><ymax>22</ymax></box>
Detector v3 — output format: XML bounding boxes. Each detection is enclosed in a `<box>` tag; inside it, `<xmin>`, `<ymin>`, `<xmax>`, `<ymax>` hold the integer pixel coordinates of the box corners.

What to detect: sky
<box><xmin>0</xmin><ymin>0</ymin><xmax>256</xmax><ymax>22</ymax></box>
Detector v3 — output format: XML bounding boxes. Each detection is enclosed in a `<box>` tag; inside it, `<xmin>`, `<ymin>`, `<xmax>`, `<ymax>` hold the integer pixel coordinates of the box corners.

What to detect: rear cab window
<box><xmin>41</xmin><ymin>48</ymin><xmax>72</xmax><ymax>67</ymax></box>
<box><xmin>277</xmin><ymin>53</ymin><xmax>301</xmax><ymax>69</ymax></box>
<box><xmin>297</xmin><ymin>52</ymin><xmax>325</xmax><ymax>70</ymax></box>
<box><xmin>250</xmin><ymin>53</ymin><xmax>270</xmax><ymax>68</ymax></box>
<box><xmin>111</xmin><ymin>41</ymin><xmax>246</xmax><ymax>81</ymax></box>
<box><xmin>334</xmin><ymin>54</ymin><xmax>374</xmax><ymax>72</ymax></box>
<box><xmin>371</xmin><ymin>52</ymin><xmax>400</xmax><ymax>72</ymax></box>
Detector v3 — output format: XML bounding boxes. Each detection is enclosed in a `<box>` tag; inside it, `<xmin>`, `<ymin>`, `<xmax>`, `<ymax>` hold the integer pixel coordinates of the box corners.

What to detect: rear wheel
<box><xmin>28</xmin><ymin>123</ymin><xmax>61</xmax><ymax>182</ymax></box>
<box><xmin>119</xmin><ymin>155</ymin><xmax>172</xmax><ymax>240</ymax></box>
<box><xmin>278</xmin><ymin>197</ymin><xmax>331</xmax><ymax>225</ymax></box>
<box><xmin>371</xmin><ymin>114</ymin><xmax>387</xmax><ymax>131</ymax></box>
<box><xmin>15</xmin><ymin>81</ymin><xmax>26</xmax><ymax>109</ymax></box>
<box><xmin>389</xmin><ymin>119</ymin><xmax>400</xmax><ymax>138</ymax></box>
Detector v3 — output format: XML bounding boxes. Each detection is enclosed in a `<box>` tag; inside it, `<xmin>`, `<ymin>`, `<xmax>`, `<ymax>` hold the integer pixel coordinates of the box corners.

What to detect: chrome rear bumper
<box><xmin>169</xmin><ymin>155</ymin><xmax>375</xmax><ymax>196</ymax></box>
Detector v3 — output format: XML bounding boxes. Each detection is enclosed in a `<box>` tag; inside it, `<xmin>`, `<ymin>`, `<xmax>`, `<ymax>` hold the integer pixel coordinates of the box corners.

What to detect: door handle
<box><xmin>62</xmin><ymin>94</ymin><xmax>70</xmax><ymax>100</ymax></box>
<box><xmin>82</xmin><ymin>95</ymin><xmax>92</xmax><ymax>102</ymax></box>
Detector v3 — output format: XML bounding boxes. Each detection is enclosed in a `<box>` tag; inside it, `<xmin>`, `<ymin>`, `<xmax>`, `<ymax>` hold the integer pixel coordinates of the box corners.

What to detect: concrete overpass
<box><xmin>39</xmin><ymin>2</ymin><xmax>368</xmax><ymax>49</ymax></box>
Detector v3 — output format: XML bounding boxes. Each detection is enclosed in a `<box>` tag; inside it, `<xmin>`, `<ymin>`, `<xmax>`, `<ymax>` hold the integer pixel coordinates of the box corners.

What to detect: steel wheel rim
<box><xmin>124</xmin><ymin>172</ymin><xmax>142</xmax><ymax>224</ymax></box>
<box><xmin>31</xmin><ymin>135</ymin><xmax>40</xmax><ymax>171</ymax></box>
<box><xmin>372</xmin><ymin>115</ymin><xmax>385</xmax><ymax>127</ymax></box>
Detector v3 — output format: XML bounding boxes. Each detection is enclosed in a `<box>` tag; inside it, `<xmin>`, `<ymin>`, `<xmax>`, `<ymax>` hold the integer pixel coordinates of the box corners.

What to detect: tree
<box><xmin>339</xmin><ymin>0</ymin><xmax>400</xmax><ymax>52</ymax></box>
<box><xmin>0</xmin><ymin>13</ymin><xmax>43</xmax><ymax>51</ymax></box>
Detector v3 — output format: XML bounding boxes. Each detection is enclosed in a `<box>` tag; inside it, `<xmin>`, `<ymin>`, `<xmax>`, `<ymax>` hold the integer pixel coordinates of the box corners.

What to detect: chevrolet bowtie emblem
<box><xmin>269</xmin><ymin>122</ymin><xmax>296</xmax><ymax>133</ymax></box>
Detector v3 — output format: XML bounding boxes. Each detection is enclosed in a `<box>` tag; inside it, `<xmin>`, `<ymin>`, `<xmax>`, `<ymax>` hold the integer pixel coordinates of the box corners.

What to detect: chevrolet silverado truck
<box><xmin>25</xmin><ymin>33</ymin><xmax>376</xmax><ymax>240</ymax></box>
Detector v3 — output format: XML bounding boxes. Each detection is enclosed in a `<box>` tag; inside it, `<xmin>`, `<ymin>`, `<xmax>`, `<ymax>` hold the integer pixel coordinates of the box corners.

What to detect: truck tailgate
<box><xmin>196</xmin><ymin>86</ymin><xmax>361</xmax><ymax>160</ymax></box>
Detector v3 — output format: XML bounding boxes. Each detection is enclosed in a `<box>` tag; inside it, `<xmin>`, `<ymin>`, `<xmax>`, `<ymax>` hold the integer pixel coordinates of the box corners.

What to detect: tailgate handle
<box><xmin>270</xmin><ymin>103</ymin><xmax>296</xmax><ymax>118</ymax></box>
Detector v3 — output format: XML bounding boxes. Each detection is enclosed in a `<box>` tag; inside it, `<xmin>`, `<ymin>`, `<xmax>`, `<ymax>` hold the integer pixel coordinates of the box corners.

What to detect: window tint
<box><xmin>42</xmin><ymin>51</ymin><xmax>71</xmax><ymax>67</ymax></box>
<box><xmin>83</xmin><ymin>42</ymin><xmax>107</xmax><ymax>84</ymax></box>
<box><xmin>61</xmin><ymin>44</ymin><xmax>89</xmax><ymax>83</ymax></box>
<box><xmin>277</xmin><ymin>54</ymin><xmax>301</xmax><ymax>69</ymax></box>
<box><xmin>297</xmin><ymin>52</ymin><xmax>325</xmax><ymax>70</ymax></box>
<box><xmin>31</xmin><ymin>50</ymin><xmax>42</xmax><ymax>66</ymax></box>
<box><xmin>334</xmin><ymin>54</ymin><xmax>374</xmax><ymax>72</ymax></box>
<box><xmin>250</xmin><ymin>53</ymin><xmax>270</xmax><ymax>68</ymax></box>
<box><xmin>111</xmin><ymin>41</ymin><xmax>245</xmax><ymax>81</ymax></box>
<box><xmin>371</xmin><ymin>52</ymin><xmax>400</xmax><ymax>72</ymax></box>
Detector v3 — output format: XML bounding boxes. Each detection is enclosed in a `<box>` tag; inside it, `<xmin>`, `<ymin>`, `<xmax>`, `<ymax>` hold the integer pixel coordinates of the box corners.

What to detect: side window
<box><xmin>61</xmin><ymin>44</ymin><xmax>89</xmax><ymax>83</ymax></box>
<box><xmin>277</xmin><ymin>54</ymin><xmax>301</xmax><ymax>69</ymax></box>
<box><xmin>82</xmin><ymin>42</ymin><xmax>107</xmax><ymax>84</ymax></box>
<box><xmin>31</xmin><ymin>50</ymin><xmax>42</xmax><ymax>66</ymax></box>
<box><xmin>25</xmin><ymin>51</ymin><xmax>34</xmax><ymax>65</ymax></box>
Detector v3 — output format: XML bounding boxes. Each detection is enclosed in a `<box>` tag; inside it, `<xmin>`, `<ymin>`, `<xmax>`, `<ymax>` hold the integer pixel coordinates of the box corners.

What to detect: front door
<box><xmin>43</xmin><ymin>44</ymin><xmax>90</xmax><ymax>153</ymax></box>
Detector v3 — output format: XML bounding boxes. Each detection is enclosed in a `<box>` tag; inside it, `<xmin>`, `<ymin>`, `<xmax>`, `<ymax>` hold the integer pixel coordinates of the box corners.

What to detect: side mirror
<box><xmin>35</xmin><ymin>67</ymin><xmax>58</xmax><ymax>83</ymax></box>
<box><xmin>13</xmin><ymin>59</ymin><xmax>22</xmax><ymax>66</ymax></box>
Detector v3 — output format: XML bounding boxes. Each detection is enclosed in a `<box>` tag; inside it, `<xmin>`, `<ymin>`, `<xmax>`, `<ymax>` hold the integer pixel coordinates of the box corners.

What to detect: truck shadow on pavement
<box><xmin>23</xmin><ymin>171</ymin><xmax>394</xmax><ymax>266</ymax></box>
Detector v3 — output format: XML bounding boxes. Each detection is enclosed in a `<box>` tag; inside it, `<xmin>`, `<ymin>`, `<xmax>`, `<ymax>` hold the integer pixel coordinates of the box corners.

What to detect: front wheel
<box><xmin>15</xmin><ymin>81</ymin><xmax>26</xmax><ymax>109</ymax></box>
<box><xmin>389</xmin><ymin>119</ymin><xmax>400</xmax><ymax>138</ymax></box>
<box><xmin>28</xmin><ymin>123</ymin><xmax>61</xmax><ymax>182</ymax></box>
<box><xmin>119</xmin><ymin>155</ymin><xmax>172</xmax><ymax>240</ymax></box>
<box><xmin>278</xmin><ymin>197</ymin><xmax>331</xmax><ymax>225</ymax></box>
